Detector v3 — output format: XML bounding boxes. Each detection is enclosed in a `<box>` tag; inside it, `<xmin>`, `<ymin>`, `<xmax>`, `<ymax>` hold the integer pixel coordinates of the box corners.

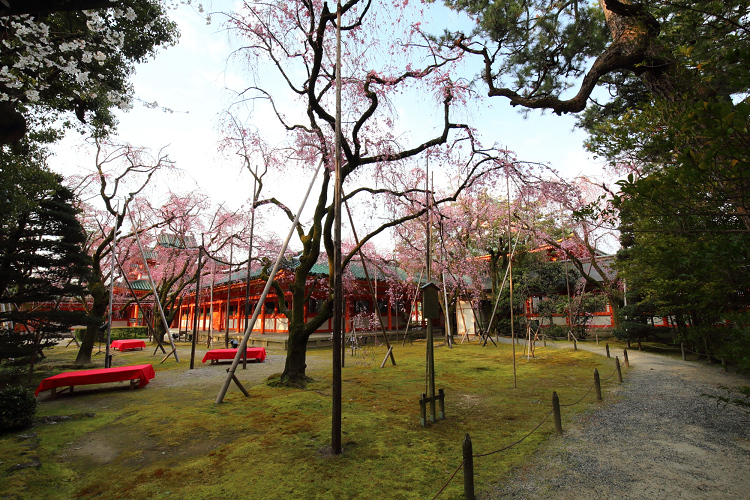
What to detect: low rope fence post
<box><xmin>615</xmin><ymin>356</ymin><xmax>623</xmax><ymax>383</ymax></box>
<box><xmin>623</xmin><ymin>348</ymin><xmax>630</xmax><ymax>367</ymax></box>
<box><xmin>594</xmin><ymin>368</ymin><xmax>602</xmax><ymax>401</ymax></box>
<box><xmin>463</xmin><ymin>433</ymin><xmax>475</xmax><ymax>500</ymax></box>
<box><xmin>438</xmin><ymin>388</ymin><xmax>446</xmax><ymax>420</ymax></box>
<box><xmin>681</xmin><ymin>342</ymin><xmax>686</xmax><ymax>361</ymax></box>
<box><xmin>433</xmin><ymin>361</ymin><xmax>629</xmax><ymax>500</ymax></box>
<box><xmin>605</xmin><ymin>343</ymin><xmax>610</xmax><ymax>358</ymax></box>
<box><xmin>552</xmin><ymin>391</ymin><xmax>563</xmax><ymax>435</ymax></box>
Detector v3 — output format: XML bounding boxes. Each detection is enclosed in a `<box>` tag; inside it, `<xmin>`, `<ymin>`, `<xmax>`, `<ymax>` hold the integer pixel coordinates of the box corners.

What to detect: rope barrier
<box><xmin>600</xmin><ymin>365</ymin><xmax>619</xmax><ymax>382</ymax></box>
<box><xmin>430</xmin><ymin>459</ymin><xmax>465</xmax><ymax>500</ymax></box>
<box><xmin>560</xmin><ymin>381</ymin><xmax>596</xmax><ymax>407</ymax></box>
<box><xmin>473</xmin><ymin>409</ymin><xmax>555</xmax><ymax>458</ymax></box>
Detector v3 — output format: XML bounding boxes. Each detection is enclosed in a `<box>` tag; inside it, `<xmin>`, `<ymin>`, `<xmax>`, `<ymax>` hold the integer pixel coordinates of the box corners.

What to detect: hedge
<box><xmin>74</xmin><ymin>326</ymin><xmax>149</xmax><ymax>342</ymax></box>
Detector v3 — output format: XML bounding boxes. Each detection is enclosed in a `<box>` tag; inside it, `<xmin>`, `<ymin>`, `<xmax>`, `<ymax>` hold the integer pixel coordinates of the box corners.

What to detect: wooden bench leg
<box><xmin>50</xmin><ymin>386</ymin><xmax>75</xmax><ymax>399</ymax></box>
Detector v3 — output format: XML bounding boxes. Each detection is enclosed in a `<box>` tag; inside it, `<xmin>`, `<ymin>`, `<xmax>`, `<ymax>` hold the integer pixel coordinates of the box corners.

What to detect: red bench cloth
<box><xmin>35</xmin><ymin>364</ymin><xmax>156</xmax><ymax>396</ymax></box>
<box><xmin>111</xmin><ymin>339</ymin><xmax>146</xmax><ymax>351</ymax></box>
<box><xmin>202</xmin><ymin>347</ymin><xmax>267</xmax><ymax>363</ymax></box>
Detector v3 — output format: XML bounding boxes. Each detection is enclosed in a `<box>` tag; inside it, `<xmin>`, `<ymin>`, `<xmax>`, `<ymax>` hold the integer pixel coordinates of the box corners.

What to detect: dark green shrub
<box><xmin>546</xmin><ymin>325</ymin><xmax>568</xmax><ymax>339</ymax></box>
<box><xmin>492</xmin><ymin>318</ymin><xmax>526</xmax><ymax>337</ymax></box>
<box><xmin>74</xmin><ymin>326</ymin><xmax>149</xmax><ymax>342</ymax></box>
<box><xmin>0</xmin><ymin>385</ymin><xmax>37</xmax><ymax>431</ymax></box>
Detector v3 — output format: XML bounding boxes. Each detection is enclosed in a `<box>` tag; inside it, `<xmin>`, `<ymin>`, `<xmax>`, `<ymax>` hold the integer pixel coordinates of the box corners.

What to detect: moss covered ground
<box><xmin>1</xmin><ymin>339</ymin><xmax>622</xmax><ymax>499</ymax></box>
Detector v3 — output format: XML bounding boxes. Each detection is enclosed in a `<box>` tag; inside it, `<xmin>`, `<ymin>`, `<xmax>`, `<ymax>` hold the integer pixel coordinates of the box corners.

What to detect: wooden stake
<box><xmin>552</xmin><ymin>391</ymin><xmax>563</xmax><ymax>434</ymax></box>
<box><xmin>594</xmin><ymin>368</ymin><xmax>602</xmax><ymax>401</ymax></box>
<box><xmin>463</xmin><ymin>433</ymin><xmax>475</xmax><ymax>500</ymax></box>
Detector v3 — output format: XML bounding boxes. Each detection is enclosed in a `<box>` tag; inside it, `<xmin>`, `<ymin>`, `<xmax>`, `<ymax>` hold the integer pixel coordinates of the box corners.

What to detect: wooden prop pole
<box><xmin>189</xmin><ymin>243</ymin><xmax>203</xmax><ymax>369</ymax></box>
<box><xmin>442</xmin><ymin>272</ymin><xmax>452</xmax><ymax>347</ymax></box>
<box><xmin>485</xmin><ymin>231</ymin><xmax>521</xmax><ymax>343</ymax></box>
<box><xmin>225</xmin><ymin>240</ymin><xmax>232</xmax><ymax>348</ymax></box>
<box><xmin>332</xmin><ymin>0</ymin><xmax>344</xmax><ymax>455</ymax></box>
<box><xmin>401</xmin><ymin>269</ymin><xmax>424</xmax><ymax>347</ymax></box>
<box><xmin>458</xmin><ymin>293</ymin><xmax>471</xmax><ymax>344</ymax></box>
<box><xmin>242</xmin><ymin>165</ymin><xmax>259</xmax><ymax>370</ymax></box>
<box><xmin>114</xmin><ymin>255</ymin><xmax>164</xmax><ymax>353</ymax></box>
<box><xmin>507</xmin><ymin>173</ymin><xmax>516</xmax><ymax>389</ymax></box>
<box><xmin>425</xmin><ymin>167</ymin><xmax>436</xmax><ymax>422</ymax></box>
<box><xmin>105</xmin><ymin>210</ymin><xmax>117</xmax><ymax>369</ymax></box>
<box><xmin>129</xmin><ymin>208</ymin><xmax>180</xmax><ymax>362</ymax></box>
<box><xmin>215</xmin><ymin>158</ymin><xmax>324</xmax><ymax>404</ymax></box>
<box><xmin>342</xmin><ymin>191</ymin><xmax>395</xmax><ymax>366</ymax></box>
<box><xmin>208</xmin><ymin>258</ymin><xmax>214</xmax><ymax>348</ymax></box>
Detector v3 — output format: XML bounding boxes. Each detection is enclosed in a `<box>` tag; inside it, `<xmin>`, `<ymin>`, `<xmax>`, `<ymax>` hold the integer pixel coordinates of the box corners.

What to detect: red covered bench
<box><xmin>111</xmin><ymin>339</ymin><xmax>146</xmax><ymax>351</ymax></box>
<box><xmin>202</xmin><ymin>347</ymin><xmax>267</xmax><ymax>364</ymax></box>
<box><xmin>35</xmin><ymin>364</ymin><xmax>156</xmax><ymax>399</ymax></box>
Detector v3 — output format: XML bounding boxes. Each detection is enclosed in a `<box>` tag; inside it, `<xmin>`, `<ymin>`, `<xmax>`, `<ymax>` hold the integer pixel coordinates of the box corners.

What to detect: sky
<box><xmin>48</xmin><ymin>0</ymin><xmax>606</xmax><ymax>247</ymax></box>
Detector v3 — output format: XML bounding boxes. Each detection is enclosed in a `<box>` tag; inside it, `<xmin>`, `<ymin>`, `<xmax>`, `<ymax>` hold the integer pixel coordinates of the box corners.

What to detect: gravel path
<box><xmin>483</xmin><ymin>343</ymin><xmax>750</xmax><ymax>499</ymax></box>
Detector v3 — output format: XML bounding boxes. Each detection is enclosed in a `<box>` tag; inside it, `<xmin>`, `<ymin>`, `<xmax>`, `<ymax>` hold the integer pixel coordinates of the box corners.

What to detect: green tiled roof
<box><xmin>204</xmin><ymin>258</ymin><xmax>408</xmax><ymax>290</ymax></box>
<box><xmin>291</xmin><ymin>259</ymin><xmax>395</xmax><ymax>280</ymax></box>
<box><xmin>213</xmin><ymin>266</ymin><xmax>264</xmax><ymax>286</ymax></box>
<box><xmin>157</xmin><ymin>233</ymin><xmax>197</xmax><ymax>249</ymax></box>
<box><xmin>127</xmin><ymin>279</ymin><xmax>152</xmax><ymax>291</ymax></box>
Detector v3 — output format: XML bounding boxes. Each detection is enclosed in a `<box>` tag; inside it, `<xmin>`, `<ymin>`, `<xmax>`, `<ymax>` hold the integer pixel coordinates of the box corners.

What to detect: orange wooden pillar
<box><xmin>234</xmin><ymin>299</ymin><xmax>241</xmax><ymax>333</ymax></box>
<box><xmin>260</xmin><ymin>297</ymin><xmax>267</xmax><ymax>335</ymax></box>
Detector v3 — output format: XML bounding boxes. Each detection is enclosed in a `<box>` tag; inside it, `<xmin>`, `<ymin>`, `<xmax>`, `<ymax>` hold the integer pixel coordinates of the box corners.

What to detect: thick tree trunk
<box><xmin>153</xmin><ymin>308</ymin><xmax>177</xmax><ymax>341</ymax></box>
<box><xmin>598</xmin><ymin>0</ymin><xmax>673</xmax><ymax>100</ymax></box>
<box><xmin>76</xmin><ymin>280</ymin><xmax>107</xmax><ymax>365</ymax></box>
<box><xmin>281</xmin><ymin>321</ymin><xmax>312</xmax><ymax>386</ymax></box>
<box><xmin>278</xmin><ymin>251</ymin><xmax>332</xmax><ymax>384</ymax></box>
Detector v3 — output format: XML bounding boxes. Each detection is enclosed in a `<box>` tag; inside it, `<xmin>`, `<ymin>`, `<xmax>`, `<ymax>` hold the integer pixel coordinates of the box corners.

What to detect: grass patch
<box><xmin>1</xmin><ymin>340</ymin><xmax>623</xmax><ymax>499</ymax></box>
